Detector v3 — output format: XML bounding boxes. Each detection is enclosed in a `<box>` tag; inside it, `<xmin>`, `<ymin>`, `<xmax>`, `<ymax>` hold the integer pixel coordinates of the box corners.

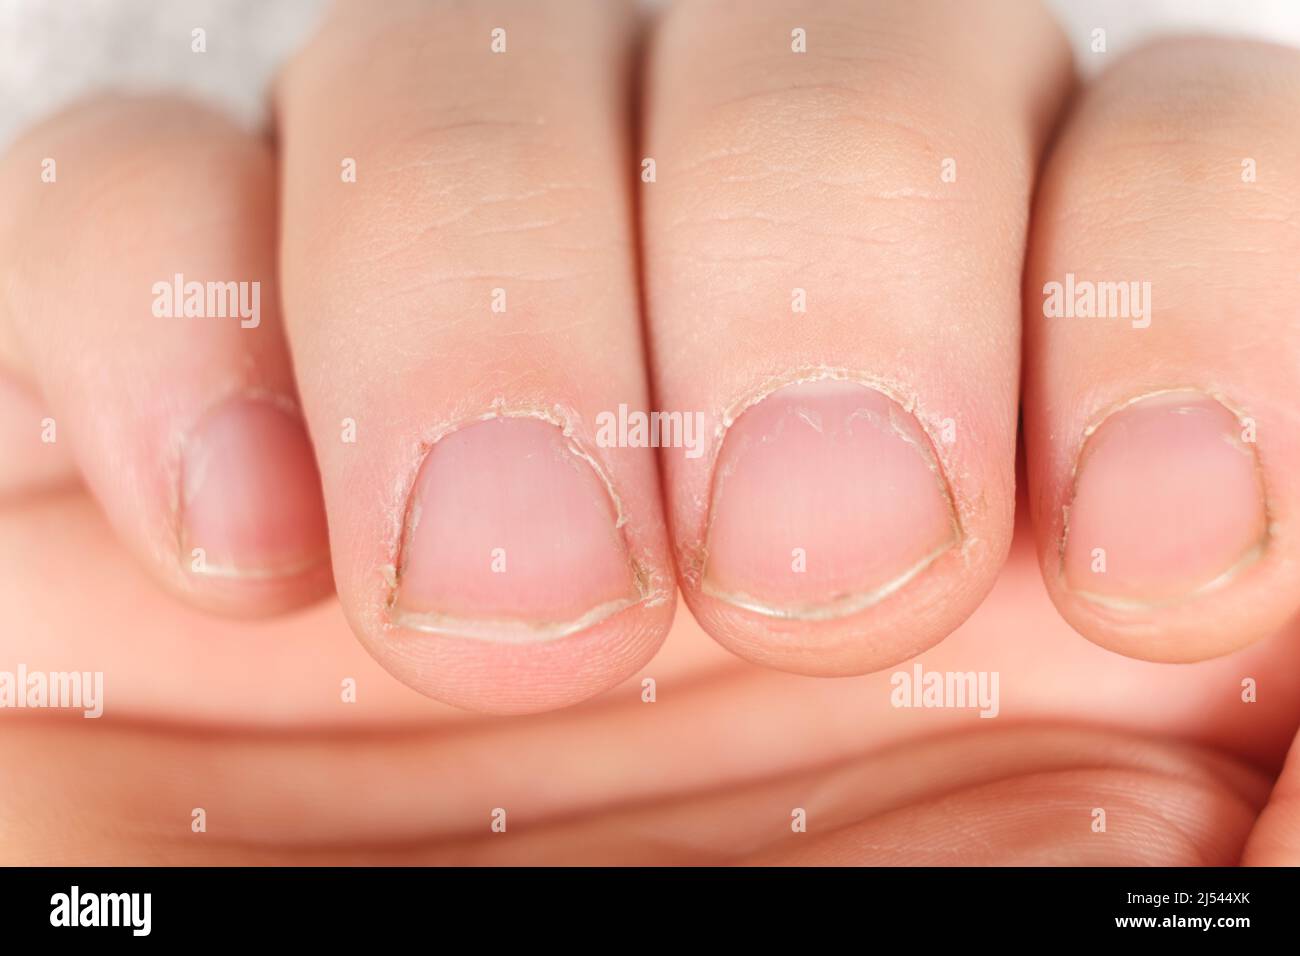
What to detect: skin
<box><xmin>2</xmin><ymin>0</ymin><xmax>1300</xmax><ymax>864</ymax></box>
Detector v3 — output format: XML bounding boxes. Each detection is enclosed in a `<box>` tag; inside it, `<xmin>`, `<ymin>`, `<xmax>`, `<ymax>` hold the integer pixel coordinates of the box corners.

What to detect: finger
<box><xmin>0</xmin><ymin>373</ymin><xmax>76</xmax><ymax>500</ymax></box>
<box><xmin>1024</xmin><ymin>38</ymin><xmax>1300</xmax><ymax>661</ymax></box>
<box><xmin>276</xmin><ymin>0</ymin><xmax>674</xmax><ymax>713</ymax></box>
<box><xmin>750</xmin><ymin>727</ymin><xmax>1265</xmax><ymax>865</ymax></box>
<box><xmin>0</xmin><ymin>719</ymin><xmax>1264</xmax><ymax>864</ymax></box>
<box><xmin>0</xmin><ymin>96</ymin><xmax>330</xmax><ymax>614</ymax></box>
<box><xmin>640</xmin><ymin>0</ymin><xmax>1072</xmax><ymax>674</ymax></box>
<box><xmin>1243</xmin><ymin>723</ymin><xmax>1300</xmax><ymax>865</ymax></box>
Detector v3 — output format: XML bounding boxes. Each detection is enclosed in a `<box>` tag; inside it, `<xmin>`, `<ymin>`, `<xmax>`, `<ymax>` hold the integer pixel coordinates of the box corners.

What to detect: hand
<box><xmin>2</xmin><ymin>0</ymin><xmax>1299</xmax><ymax>865</ymax></box>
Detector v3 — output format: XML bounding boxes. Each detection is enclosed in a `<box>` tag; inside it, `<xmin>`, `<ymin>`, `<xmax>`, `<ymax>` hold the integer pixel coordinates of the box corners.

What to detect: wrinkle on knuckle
<box><xmin>653</xmin><ymin>73</ymin><xmax>1018</xmax><ymax>271</ymax></box>
<box><xmin>318</xmin><ymin>122</ymin><xmax>622</xmax><ymax>299</ymax></box>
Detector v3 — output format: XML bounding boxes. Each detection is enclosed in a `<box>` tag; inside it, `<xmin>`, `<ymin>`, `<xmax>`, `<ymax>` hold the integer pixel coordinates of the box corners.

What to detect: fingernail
<box><xmin>702</xmin><ymin>380</ymin><xmax>957</xmax><ymax>618</ymax></box>
<box><xmin>179</xmin><ymin>395</ymin><xmax>329</xmax><ymax>578</ymax></box>
<box><xmin>1063</xmin><ymin>390</ymin><xmax>1267</xmax><ymax>607</ymax></box>
<box><xmin>389</xmin><ymin>416</ymin><xmax>640</xmax><ymax>641</ymax></box>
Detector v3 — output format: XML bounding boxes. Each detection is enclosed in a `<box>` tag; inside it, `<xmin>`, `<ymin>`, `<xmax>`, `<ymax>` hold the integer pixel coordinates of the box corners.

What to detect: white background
<box><xmin>2</xmin><ymin>0</ymin><xmax>1299</xmax><ymax>149</ymax></box>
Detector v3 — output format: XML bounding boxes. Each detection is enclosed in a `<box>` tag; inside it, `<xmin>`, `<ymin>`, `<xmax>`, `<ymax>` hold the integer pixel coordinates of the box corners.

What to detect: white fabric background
<box><xmin>1</xmin><ymin>0</ymin><xmax>1299</xmax><ymax>149</ymax></box>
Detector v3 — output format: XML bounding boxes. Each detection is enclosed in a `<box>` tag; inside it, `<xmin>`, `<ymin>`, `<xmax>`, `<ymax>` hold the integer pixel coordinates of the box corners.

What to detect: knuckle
<box><xmin>653</xmin><ymin>75</ymin><xmax>1022</xmax><ymax>287</ymax></box>
<box><xmin>1047</xmin><ymin>40</ymin><xmax>1300</xmax><ymax>245</ymax></box>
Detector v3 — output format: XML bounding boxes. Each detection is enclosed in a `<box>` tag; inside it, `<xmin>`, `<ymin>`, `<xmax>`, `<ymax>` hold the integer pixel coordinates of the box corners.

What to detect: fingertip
<box><xmin>360</xmin><ymin>596</ymin><xmax>675</xmax><ymax>716</ymax></box>
<box><xmin>0</xmin><ymin>94</ymin><xmax>330</xmax><ymax>618</ymax></box>
<box><xmin>676</xmin><ymin>377</ymin><xmax>1012</xmax><ymax>677</ymax></box>
<box><xmin>336</xmin><ymin>413</ymin><xmax>677</xmax><ymax>714</ymax></box>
